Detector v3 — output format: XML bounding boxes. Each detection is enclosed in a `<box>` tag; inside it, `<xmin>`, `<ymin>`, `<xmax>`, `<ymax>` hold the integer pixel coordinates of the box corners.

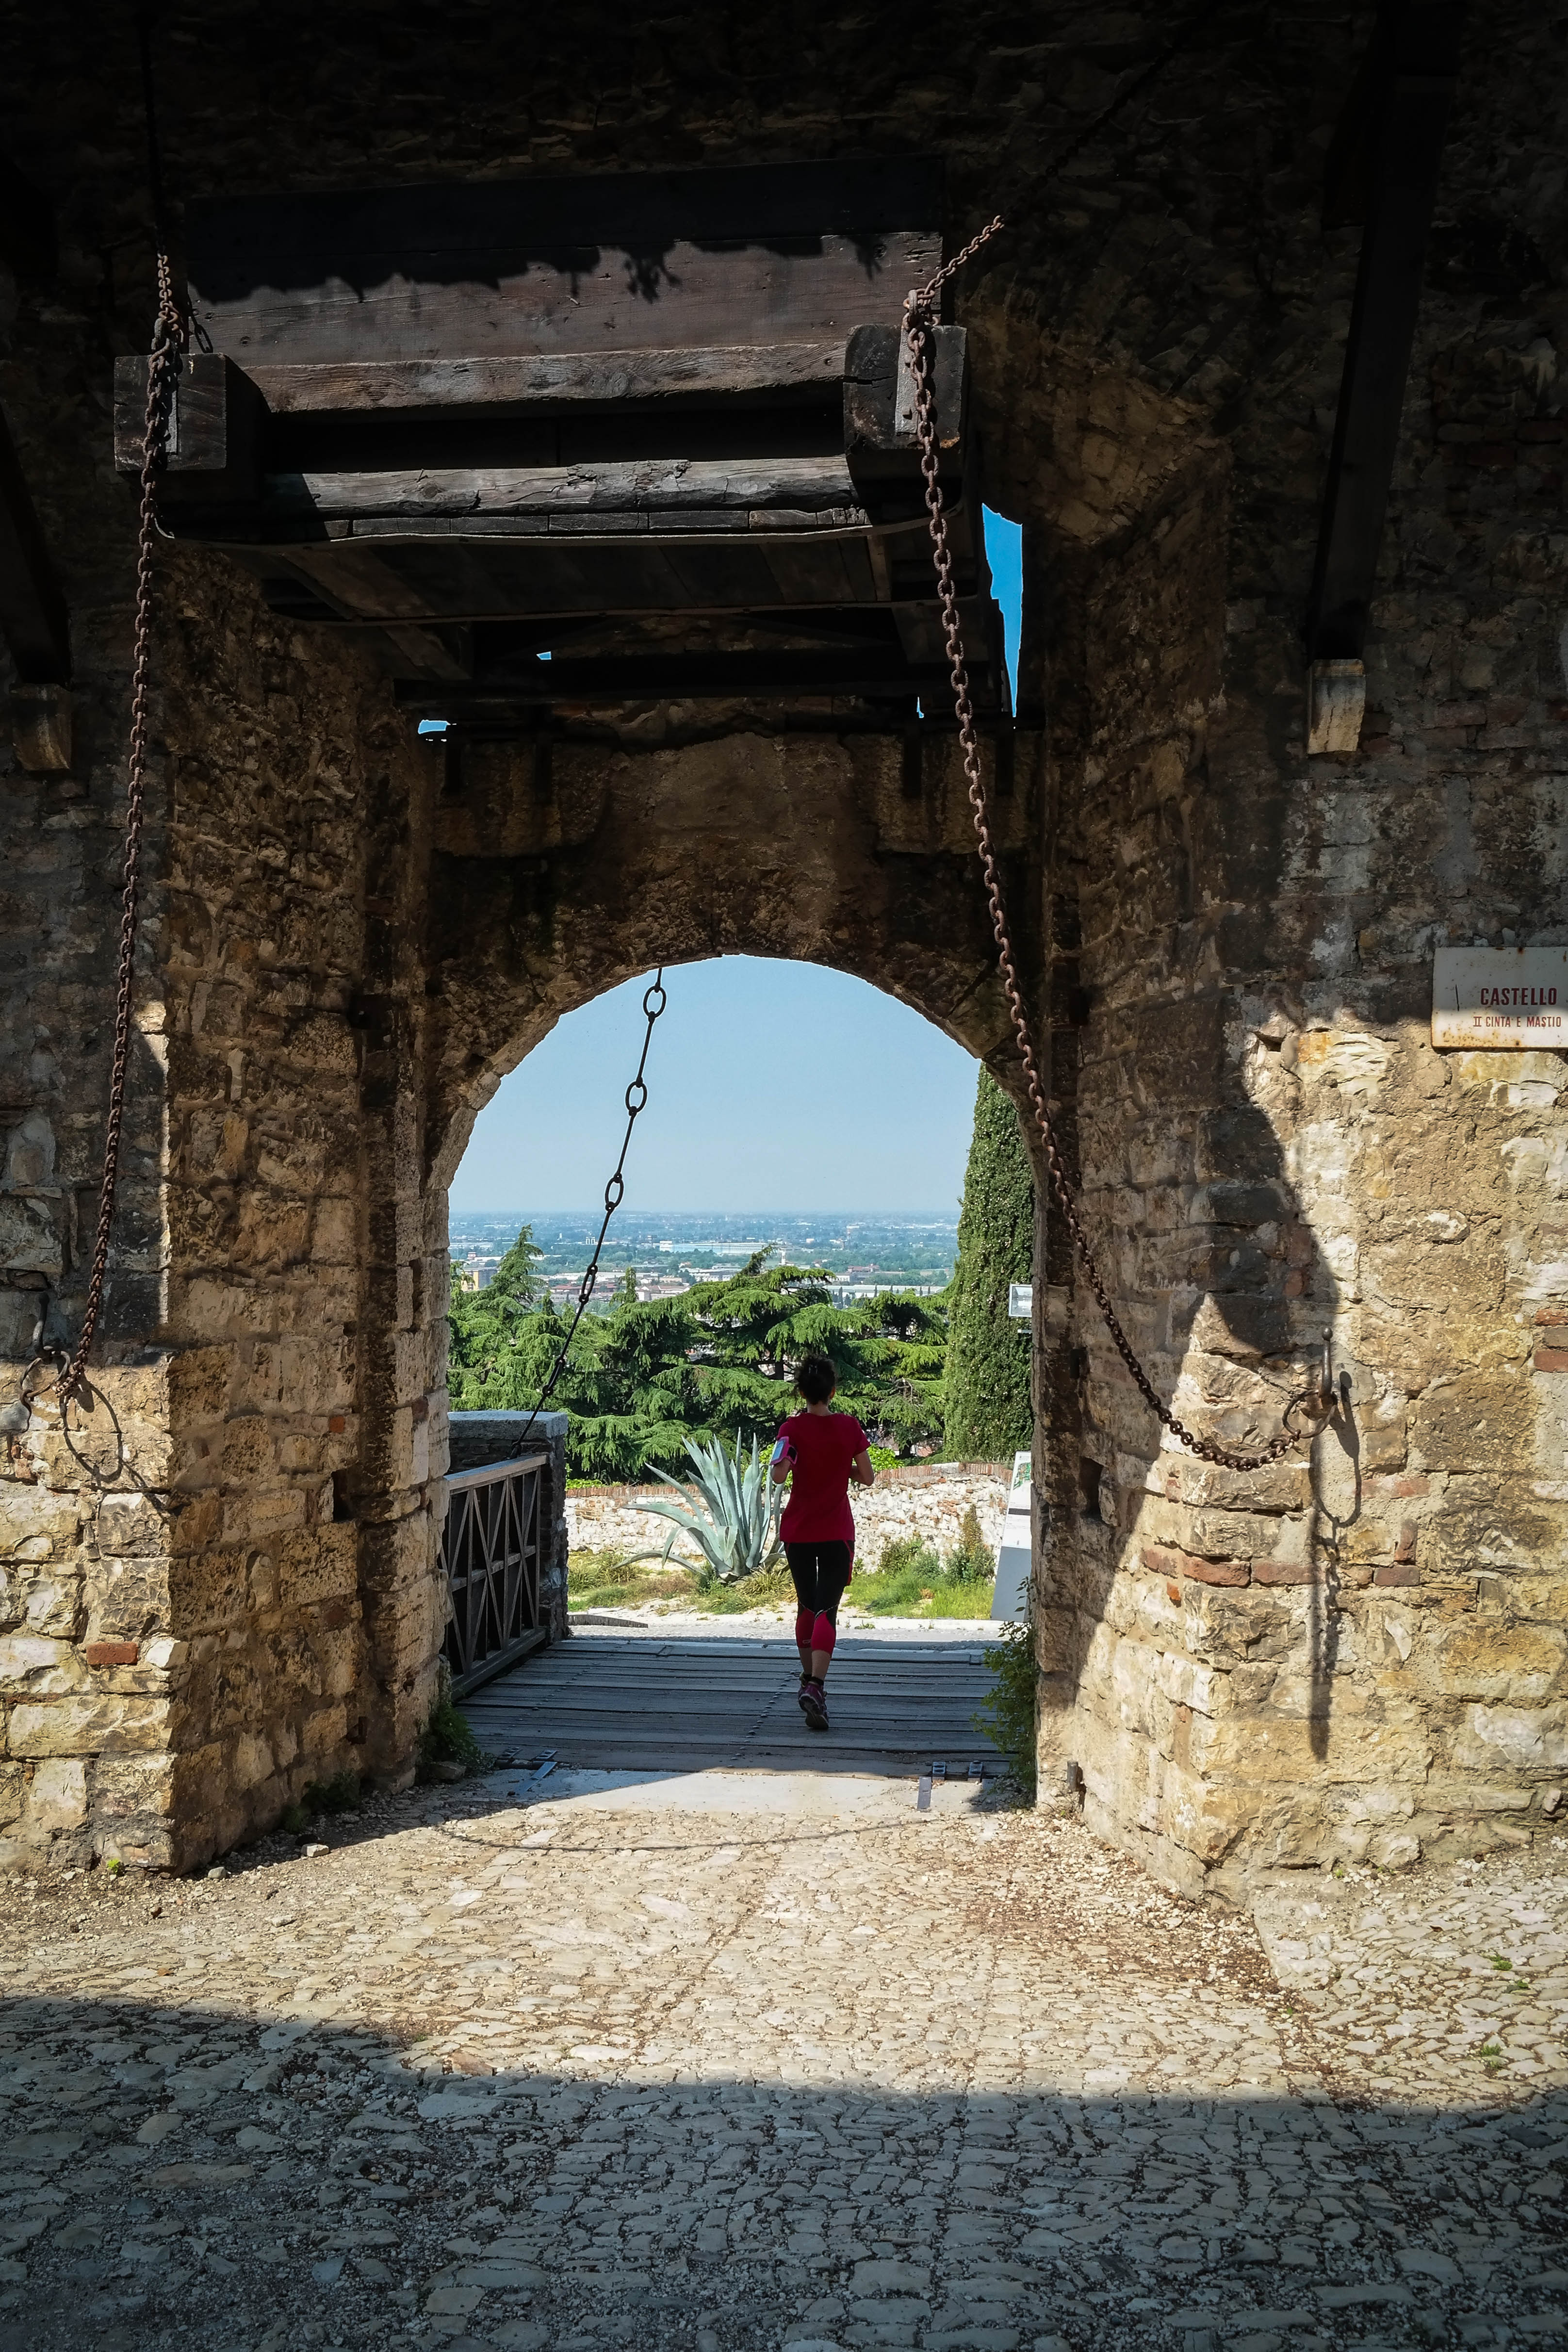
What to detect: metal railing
<box><xmin>440</xmin><ymin>1451</ymin><xmax>549</xmax><ymax>1695</ymax></box>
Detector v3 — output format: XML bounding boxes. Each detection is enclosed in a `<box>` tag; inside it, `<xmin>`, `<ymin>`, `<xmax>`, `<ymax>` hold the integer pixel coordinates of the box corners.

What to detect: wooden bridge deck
<box><xmin>461</xmin><ymin>1624</ymin><xmax>1001</xmax><ymax>1777</ymax></box>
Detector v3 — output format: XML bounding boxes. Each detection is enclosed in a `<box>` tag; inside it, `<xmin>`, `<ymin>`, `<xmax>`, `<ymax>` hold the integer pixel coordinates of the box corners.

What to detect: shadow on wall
<box><xmin>974</xmin><ymin>343</ymin><xmax>1380</xmax><ymax>1877</ymax></box>
<box><xmin>6</xmin><ymin>1989</ymin><xmax>1562</xmax><ymax>2350</ymax></box>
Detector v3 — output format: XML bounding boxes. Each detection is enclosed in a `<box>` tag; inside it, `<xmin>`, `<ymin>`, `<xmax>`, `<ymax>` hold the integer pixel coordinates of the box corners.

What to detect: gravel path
<box><xmin>1</xmin><ymin>1766</ymin><xmax>1565</xmax><ymax>2352</ymax></box>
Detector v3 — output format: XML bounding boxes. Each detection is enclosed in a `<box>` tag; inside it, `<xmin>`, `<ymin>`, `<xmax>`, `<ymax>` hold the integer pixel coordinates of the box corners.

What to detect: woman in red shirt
<box><xmin>770</xmin><ymin>1352</ymin><xmax>875</xmax><ymax>1731</ymax></box>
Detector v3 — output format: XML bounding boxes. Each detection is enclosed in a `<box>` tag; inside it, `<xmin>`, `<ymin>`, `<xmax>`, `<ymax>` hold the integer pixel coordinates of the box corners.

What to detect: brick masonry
<box><xmin>0</xmin><ymin>2</ymin><xmax>1563</xmax><ymax>1889</ymax></box>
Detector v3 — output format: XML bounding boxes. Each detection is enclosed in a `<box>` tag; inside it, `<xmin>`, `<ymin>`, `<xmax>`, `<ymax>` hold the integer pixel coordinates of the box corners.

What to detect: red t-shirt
<box><xmin>777</xmin><ymin>1411</ymin><xmax>869</xmax><ymax>1547</ymax></box>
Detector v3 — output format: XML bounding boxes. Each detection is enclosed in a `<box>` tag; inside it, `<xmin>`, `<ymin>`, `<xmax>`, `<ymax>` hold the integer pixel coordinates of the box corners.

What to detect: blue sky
<box><xmin>449</xmin><ymin>512</ymin><xmax>1023</xmax><ymax>1213</ymax></box>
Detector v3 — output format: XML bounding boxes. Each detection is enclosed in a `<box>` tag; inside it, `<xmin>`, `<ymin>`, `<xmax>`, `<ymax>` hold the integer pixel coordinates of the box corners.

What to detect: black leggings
<box><xmin>786</xmin><ymin>1541</ymin><xmax>852</xmax><ymax>1660</ymax></box>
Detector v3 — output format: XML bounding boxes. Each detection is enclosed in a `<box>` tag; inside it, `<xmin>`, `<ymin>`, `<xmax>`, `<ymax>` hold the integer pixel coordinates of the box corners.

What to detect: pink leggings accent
<box><xmin>794</xmin><ymin>1609</ymin><xmax>836</xmax><ymax>1659</ymax></box>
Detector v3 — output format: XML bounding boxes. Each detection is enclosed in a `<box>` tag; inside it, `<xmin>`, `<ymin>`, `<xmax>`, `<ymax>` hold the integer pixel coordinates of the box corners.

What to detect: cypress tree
<box><xmin>942</xmin><ymin>1068</ymin><xmax>1034</xmax><ymax>1460</ymax></box>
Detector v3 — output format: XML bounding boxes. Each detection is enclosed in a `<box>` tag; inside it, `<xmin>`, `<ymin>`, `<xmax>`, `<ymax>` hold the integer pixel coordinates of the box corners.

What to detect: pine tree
<box><xmin>942</xmin><ymin>1068</ymin><xmax>1034</xmax><ymax>1461</ymax></box>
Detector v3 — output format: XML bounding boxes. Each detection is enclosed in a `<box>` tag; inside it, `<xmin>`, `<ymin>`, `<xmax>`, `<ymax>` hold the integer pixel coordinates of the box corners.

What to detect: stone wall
<box><xmin>1024</xmin><ymin>13</ymin><xmax>1568</xmax><ymax>1895</ymax></box>
<box><xmin>567</xmin><ymin>1461</ymin><xmax>1009</xmax><ymax>1570</ymax></box>
<box><xmin>0</xmin><ymin>0</ymin><xmax>1564</xmax><ymax>1890</ymax></box>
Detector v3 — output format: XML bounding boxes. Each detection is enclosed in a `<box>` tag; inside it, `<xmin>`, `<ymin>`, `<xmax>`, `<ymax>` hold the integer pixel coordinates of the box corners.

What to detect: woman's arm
<box><xmin>850</xmin><ymin>1449</ymin><xmax>875</xmax><ymax>1488</ymax></box>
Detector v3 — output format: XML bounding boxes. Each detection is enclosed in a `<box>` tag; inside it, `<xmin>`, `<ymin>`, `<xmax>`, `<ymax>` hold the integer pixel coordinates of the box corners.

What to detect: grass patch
<box><xmin>568</xmin><ymin>1547</ymin><xmax>700</xmax><ymax>1611</ymax></box>
<box><xmin>852</xmin><ymin>1510</ymin><xmax>995</xmax><ymax>1619</ymax></box>
<box><xmin>698</xmin><ymin>1561</ymin><xmax>794</xmax><ymax>1613</ymax></box>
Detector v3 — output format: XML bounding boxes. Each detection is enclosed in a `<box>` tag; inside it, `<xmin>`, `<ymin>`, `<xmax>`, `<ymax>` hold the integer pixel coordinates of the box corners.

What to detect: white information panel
<box><xmin>991</xmin><ymin>1448</ymin><xmax>1032</xmax><ymax>1622</ymax></box>
<box><xmin>1432</xmin><ymin>945</ymin><xmax>1568</xmax><ymax>1049</ymax></box>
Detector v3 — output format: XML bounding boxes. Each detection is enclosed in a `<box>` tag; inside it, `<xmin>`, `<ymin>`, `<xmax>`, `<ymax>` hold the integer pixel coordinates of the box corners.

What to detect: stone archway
<box><xmin>5</xmin><ymin>3</ymin><xmax>1565</xmax><ymax>1889</ymax></box>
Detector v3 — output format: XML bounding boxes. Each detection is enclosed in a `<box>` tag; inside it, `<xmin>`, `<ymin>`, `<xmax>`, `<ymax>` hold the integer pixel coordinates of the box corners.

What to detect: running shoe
<box><xmin>800</xmin><ymin>1678</ymin><xmax>829</xmax><ymax>1731</ymax></box>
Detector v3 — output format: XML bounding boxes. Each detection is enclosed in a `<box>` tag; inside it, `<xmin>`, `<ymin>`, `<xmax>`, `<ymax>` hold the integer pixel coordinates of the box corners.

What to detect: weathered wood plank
<box><xmin>264</xmin><ymin>456</ymin><xmax>860</xmax><ymax>520</ymax></box>
<box><xmin>1306</xmin><ymin>0</ymin><xmax>1466</xmax><ymax>662</ymax></box>
<box><xmin>247</xmin><ymin>342</ymin><xmax>850</xmax><ymax>414</ymax></box>
<box><xmin>112</xmin><ymin>352</ymin><xmax>264</xmax><ymax>493</ymax></box>
<box><xmin>843</xmin><ymin>324</ymin><xmax>967</xmax><ymax>463</ymax></box>
<box><xmin>189</xmin><ymin>160</ymin><xmax>944</xmax><ymax>361</ymax></box>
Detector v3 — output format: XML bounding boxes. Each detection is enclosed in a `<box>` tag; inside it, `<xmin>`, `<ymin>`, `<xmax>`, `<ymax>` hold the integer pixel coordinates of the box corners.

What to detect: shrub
<box><xmin>302</xmin><ymin>1769</ymin><xmax>361</xmax><ymax>1815</ymax></box>
<box><xmin>853</xmin><ymin>1530</ymin><xmax>992</xmax><ymax>1619</ymax></box>
<box><xmin>416</xmin><ymin>1661</ymin><xmax>483</xmax><ymax>1780</ymax></box>
<box><xmin>947</xmin><ymin>1503</ymin><xmax>993</xmax><ymax>1584</ymax></box>
<box><xmin>628</xmin><ymin>1434</ymin><xmax>784</xmax><ymax>1587</ymax></box>
<box><xmin>944</xmin><ymin>1069</ymin><xmax>1034</xmax><ymax>1461</ymax></box>
<box><xmin>974</xmin><ymin>1618</ymin><xmax>1037</xmax><ymax>1795</ymax></box>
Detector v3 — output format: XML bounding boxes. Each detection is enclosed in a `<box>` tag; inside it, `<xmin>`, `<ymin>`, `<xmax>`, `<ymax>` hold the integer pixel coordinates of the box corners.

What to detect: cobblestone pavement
<box><xmin>2</xmin><ymin>1764</ymin><xmax>1566</xmax><ymax>2352</ymax></box>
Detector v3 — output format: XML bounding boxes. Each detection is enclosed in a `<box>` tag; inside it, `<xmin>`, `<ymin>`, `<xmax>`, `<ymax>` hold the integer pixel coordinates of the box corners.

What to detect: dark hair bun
<box><xmin>795</xmin><ymin>1353</ymin><xmax>837</xmax><ymax>1405</ymax></box>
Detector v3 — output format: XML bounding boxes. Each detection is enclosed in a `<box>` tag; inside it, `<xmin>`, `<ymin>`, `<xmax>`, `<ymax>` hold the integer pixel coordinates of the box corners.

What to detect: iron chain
<box><xmin>52</xmin><ymin>275</ymin><xmax>188</xmax><ymax>1408</ymax></box>
<box><xmin>905</xmin><ymin>230</ymin><xmax>1319</xmax><ymax>1472</ymax></box>
<box><xmin>512</xmin><ymin>971</ymin><xmax>668</xmax><ymax>1446</ymax></box>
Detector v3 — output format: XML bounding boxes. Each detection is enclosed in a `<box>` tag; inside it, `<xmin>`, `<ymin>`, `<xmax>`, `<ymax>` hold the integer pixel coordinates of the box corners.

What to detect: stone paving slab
<box><xmin>1</xmin><ymin>1771</ymin><xmax>1566</xmax><ymax>2352</ymax></box>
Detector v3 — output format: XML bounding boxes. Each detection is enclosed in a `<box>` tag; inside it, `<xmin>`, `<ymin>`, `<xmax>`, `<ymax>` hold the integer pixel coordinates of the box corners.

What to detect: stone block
<box><xmin>167</xmin><ymin>1345</ymin><xmax>237</xmax><ymax>1423</ymax></box>
<box><xmin>1187</xmin><ymin>1293</ymin><xmax>1292</xmax><ymax>1362</ymax></box>
<box><xmin>1453</xmin><ymin>1703</ymin><xmax>1568</xmax><ymax>1771</ymax></box>
<box><xmin>1141</xmin><ymin>1543</ymin><xmax>1248</xmax><ymax>1588</ymax></box>
<box><xmin>276</xmin><ymin>1526</ymin><xmax>357</xmax><ymax>1608</ymax></box>
<box><xmin>1190</xmin><ymin>1710</ymin><xmax>1433</xmax><ymax>1785</ymax></box>
<box><xmin>0</xmin><ymin>1563</ymin><xmax>81</xmax><ymax>1638</ymax></box>
<box><xmin>0</xmin><ymin>1481</ymin><xmax>82</xmax><ymax>1559</ymax></box>
<box><xmin>1419</xmin><ymin>1620</ymin><xmax>1563</xmax><ymax>1712</ymax></box>
<box><xmin>0</xmin><ymin>1194</ymin><xmax>62</xmax><ymax>1276</ymax></box>
<box><xmin>6</xmin><ymin>1695</ymin><xmax>174</xmax><ymax>1756</ymax></box>
<box><xmin>1410</xmin><ymin>1372</ymin><xmax>1535</xmax><ymax>1474</ymax></box>
<box><xmin>0</xmin><ymin>1634</ymin><xmax>88</xmax><ymax>1693</ymax></box>
<box><xmin>25</xmin><ymin>1756</ymin><xmax>87</xmax><ymax>1830</ymax></box>
<box><xmin>94</xmin><ymin>1493</ymin><xmax>169</xmax><ymax>1559</ymax></box>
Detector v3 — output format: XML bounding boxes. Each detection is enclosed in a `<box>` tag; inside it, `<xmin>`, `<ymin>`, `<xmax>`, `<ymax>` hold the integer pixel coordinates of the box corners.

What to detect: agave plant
<box><xmin>627</xmin><ymin>1433</ymin><xmax>785</xmax><ymax>1586</ymax></box>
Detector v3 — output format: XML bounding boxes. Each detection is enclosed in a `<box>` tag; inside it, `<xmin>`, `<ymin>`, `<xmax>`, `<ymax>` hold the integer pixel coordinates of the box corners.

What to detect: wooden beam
<box><xmin>0</xmin><ymin>400</ymin><xmax>69</xmax><ymax>684</ymax></box>
<box><xmin>1306</xmin><ymin>0</ymin><xmax>1468</xmax><ymax>666</ymax></box>
<box><xmin>112</xmin><ymin>353</ymin><xmax>264</xmax><ymax>497</ymax></box>
<box><xmin>255</xmin><ymin>455</ymin><xmax>864</xmax><ymax>523</ymax></box>
<box><xmin>245</xmin><ymin>342</ymin><xmax>850</xmax><ymax>415</ymax></box>
<box><xmin>188</xmin><ymin>160</ymin><xmax>945</xmax><ymax>364</ymax></box>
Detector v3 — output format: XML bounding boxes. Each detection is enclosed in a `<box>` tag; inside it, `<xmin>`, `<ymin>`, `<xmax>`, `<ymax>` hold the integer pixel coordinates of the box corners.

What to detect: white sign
<box><xmin>992</xmin><ymin>1450</ymin><xmax>1032</xmax><ymax>1623</ymax></box>
<box><xmin>1008</xmin><ymin>1282</ymin><xmax>1033</xmax><ymax>1320</ymax></box>
<box><xmin>1433</xmin><ymin>947</ymin><xmax>1568</xmax><ymax>1049</ymax></box>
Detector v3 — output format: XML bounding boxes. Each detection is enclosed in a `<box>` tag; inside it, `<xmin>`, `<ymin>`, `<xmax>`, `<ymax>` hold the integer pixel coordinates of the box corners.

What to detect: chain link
<box><xmin>51</xmin><ymin>281</ymin><xmax>188</xmax><ymax>1407</ymax></box>
<box><xmin>511</xmin><ymin>971</ymin><xmax>668</xmax><ymax>1449</ymax></box>
<box><xmin>905</xmin><ymin>231</ymin><xmax>1322</xmax><ymax>1471</ymax></box>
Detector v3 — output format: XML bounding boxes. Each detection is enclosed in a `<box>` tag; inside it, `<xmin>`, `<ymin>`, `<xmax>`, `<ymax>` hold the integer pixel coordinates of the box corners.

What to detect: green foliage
<box><xmin>853</xmin><ymin>1509</ymin><xmax>995</xmax><ymax>1618</ymax></box>
<box><xmin>447</xmin><ymin>1224</ymin><xmax>547</xmax><ymax>1398</ymax></box>
<box><xmin>448</xmin><ymin>1237</ymin><xmax>949</xmax><ymax>1480</ymax></box>
<box><xmin>698</xmin><ymin>1559</ymin><xmax>795</xmax><ymax>1613</ymax></box>
<box><xmin>567</xmin><ymin>1547</ymin><xmax>699</xmax><ymax>1610</ymax></box>
<box><xmin>302</xmin><ymin>1770</ymin><xmax>361</xmax><ymax>1815</ymax></box>
<box><xmin>947</xmin><ymin>1503</ymin><xmax>993</xmax><ymax>1584</ymax></box>
<box><xmin>974</xmin><ymin>1619</ymin><xmax>1038</xmax><ymax>1794</ymax></box>
<box><xmin>943</xmin><ymin>1069</ymin><xmax>1035</xmax><ymax>1462</ymax></box>
<box><xmin>280</xmin><ymin>1802</ymin><xmax>309</xmax><ymax>1835</ymax></box>
<box><xmin>417</xmin><ymin>1694</ymin><xmax>483</xmax><ymax>1778</ymax></box>
<box><xmin>628</xmin><ymin>1433</ymin><xmax>785</xmax><ymax>1587</ymax></box>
